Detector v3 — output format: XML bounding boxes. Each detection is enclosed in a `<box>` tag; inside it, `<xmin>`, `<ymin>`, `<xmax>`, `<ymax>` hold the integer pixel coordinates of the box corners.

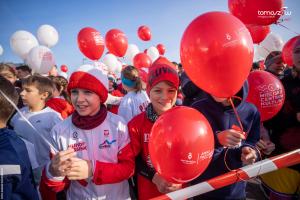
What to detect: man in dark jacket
<box><xmin>180</xmin><ymin>71</ymin><xmax>206</xmax><ymax>106</ymax></box>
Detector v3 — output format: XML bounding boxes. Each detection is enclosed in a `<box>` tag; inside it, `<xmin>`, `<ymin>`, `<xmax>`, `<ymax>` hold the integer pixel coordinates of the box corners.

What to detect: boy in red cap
<box><xmin>128</xmin><ymin>57</ymin><xmax>184</xmax><ymax>200</ymax></box>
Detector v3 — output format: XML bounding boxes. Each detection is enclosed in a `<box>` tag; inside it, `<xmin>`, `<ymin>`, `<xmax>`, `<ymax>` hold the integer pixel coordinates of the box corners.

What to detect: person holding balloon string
<box><xmin>191</xmin><ymin>81</ymin><xmax>261</xmax><ymax>200</ymax></box>
<box><xmin>259</xmin><ymin>38</ymin><xmax>300</xmax><ymax>200</ymax></box>
<box><xmin>42</xmin><ymin>64</ymin><xmax>135</xmax><ymax>200</ymax></box>
<box><xmin>128</xmin><ymin>57</ymin><xmax>186</xmax><ymax>200</ymax></box>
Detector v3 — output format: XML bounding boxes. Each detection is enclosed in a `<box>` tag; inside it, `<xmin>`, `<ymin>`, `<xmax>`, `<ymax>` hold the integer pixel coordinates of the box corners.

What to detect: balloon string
<box><xmin>0</xmin><ymin>89</ymin><xmax>59</xmax><ymax>153</ymax></box>
<box><xmin>151</xmin><ymin>40</ymin><xmax>155</xmax><ymax>47</ymax></box>
<box><xmin>258</xmin><ymin>44</ymin><xmax>285</xmax><ymax>63</ymax></box>
<box><xmin>275</xmin><ymin>23</ymin><xmax>300</xmax><ymax>35</ymax></box>
<box><xmin>223</xmin><ymin>97</ymin><xmax>262</xmax><ymax>182</ymax></box>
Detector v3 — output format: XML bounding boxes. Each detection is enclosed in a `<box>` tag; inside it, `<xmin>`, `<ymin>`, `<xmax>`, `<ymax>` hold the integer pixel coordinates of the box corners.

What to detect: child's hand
<box><xmin>166</xmin><ymin>183</ymin><xmax>182</xmax><ymax>193</ymax></box>
<box><xmin>241</xmin><ymin>147</ymin><xmax>257</xmax><ymax>165</ymax></box>
<box><xmin>263</xmin><ymin>142</ymin><xmax>275</xmax><ymax>155</ymax></box>
<box><xmin>255</xmin><ymin>139</ymin><xmax>268</xmax><ymax>151</ymax></box>
<box><xmin>66</xmin><ymin>157</ymin><xmax>93</xmax><ymax>180</ymax></box>
<box><xmin>216</xmin><ymin>129</ymin><xmax>245</xmax><ymax>147</ymax></box>
<box><xmin>49</xmin><ymin>147</ymin><xmax>76</xmax><ymax>177</ymax></box>
<box><xmin>152</xmin><ymin>173</ymin><xmax>171</xmax><ymax>194</ymax></box>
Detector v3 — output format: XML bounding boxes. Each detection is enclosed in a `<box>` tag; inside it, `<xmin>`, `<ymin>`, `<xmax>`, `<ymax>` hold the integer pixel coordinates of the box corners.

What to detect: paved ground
<box><xmin>246</xmin><ymin>178</ymin><xmax>268</xmax><ymax>200</ymax></box>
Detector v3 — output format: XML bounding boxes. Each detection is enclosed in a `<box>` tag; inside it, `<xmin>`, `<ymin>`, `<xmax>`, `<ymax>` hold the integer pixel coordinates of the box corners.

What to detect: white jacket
<box><xmin>42</xmin><ymin>112</ymin><xmax>135</xmax><ymax>200</ymax></box>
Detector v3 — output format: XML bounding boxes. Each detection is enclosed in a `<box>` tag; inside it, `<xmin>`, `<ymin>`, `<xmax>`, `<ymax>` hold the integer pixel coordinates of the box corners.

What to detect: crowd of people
<box><xmin>0</xmin><ymin>38</ymin><xmax>300</xmax><ymax>200</ymax></box>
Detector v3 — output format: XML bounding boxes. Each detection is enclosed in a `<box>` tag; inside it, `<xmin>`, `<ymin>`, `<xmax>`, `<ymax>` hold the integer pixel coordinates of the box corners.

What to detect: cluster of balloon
<box><xmin>77</xmin><ymin>27</ymin><xmax>105</xmax><ymax>61</ymax></box>
<box><xmin>180</xmin><ymin>11</ymin><xmax>253</xmax><ymax>98</ymax></box>
<box><xmin>138</xmin><ymin>26</ymin><xmax>152</xmax><ymax>41</ymax></box>
<box><xmin>149</xmin><ymin>106</ymin><xmax>214</xmax><ymax>184</ymax></box>
<box><xmin>0</xmin><ymin>45</ymin><xmax>3</xmax><ymax>56</ymax></box>
<box><xmin>147</xmin><ymin>47</ymin><xmax>159</xmax><ymax>62</ymax></box>
<box><xmin>246</xmin><ymin>25</ymin><xmax>270</xmax><ymax>44</ymax></box>
<box><xmin>105</xmin><ymin>29</ymin><xmax>128</xmax><ymax>57</ymax></box>
<box><xmin>246</xmin><ymin>71</ymin><xmax>285</xmax><ymax>121</ymax></box>
<box><xmin>133</xmin><ymin>53</ymin><xmax>152</xmax><ymax>69</ymax></box>
<box><xmin>282</xmin><ymin>36</ymin><xmax>300</xmax><ymax>67</ymax></box>
<box><xmin>257</xmin><ymin>32</ymin><xmax>284</xmax><ymax>58</ymax></box>
<box><xmin>61</xmin><ymin>65</ymin><xmax>68</xmax><ymax>72</ymax></box>
<box><xmin>37</xmin><ymin>25</ymin><xmax>59</xmax><ymax>47</ymax></box>
<box><xmin>91</xmin><ymin>61</ymin><xmax>109</xmax><ymax>75</ymax></box>
<box><xmin>27</xmin><ymin>46</ymin><xmax>55</xmax><ymax>74</ymax></box>
<box><xmin>156</xmin><ymin>44</ymin><xmax>165</xmax><ymax>55</ymax></box>
<box><xmin>228</xmin><ymin>0</ymin><xmax>284</xmax><ymax>26</ymax></box>
<box><xmin>260</xmin><ymin>60</ymin><xmax>265</xmax><ymax>70</ymax></box>
<box><xmin>125</xmin><ymin>44</ymin><xmax>140</xmax><ymax>62</ymax></box>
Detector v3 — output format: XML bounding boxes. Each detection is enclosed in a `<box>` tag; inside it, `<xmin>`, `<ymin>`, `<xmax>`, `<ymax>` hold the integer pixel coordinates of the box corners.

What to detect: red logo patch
<box><xmin>104</xmin><ymin>130</ymin><xmax>109</xmax><ymax>137</ymax></box>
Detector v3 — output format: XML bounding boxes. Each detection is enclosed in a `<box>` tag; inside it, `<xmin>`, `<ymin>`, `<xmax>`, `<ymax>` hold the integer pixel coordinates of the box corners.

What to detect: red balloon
<box><xmin>77</xmin><ymin>27</ymin><xmax>105</xmax><ymax>61</ymax></box>
<box><xmin>61</xmin><ymin>65</ymin><xmax>68</xmax><ymax>72</ymax></box>
<box><xmin>260</xmin><ymin>60</ymin><xmax>265</xmax><ymax>70</ymax></box>
<box><xmin>180</xmin><ymin>11</ymin><xmax>253</xmax><ymax>98</ymax></box>
<box><xmin>246</xmin><ymin>25</ymin><xmax>270</xmax><ymax>44</ymax></box>
<box><xmin>133</xmin><ymin>53</ymin><xmax>152</xmax><ymax>69</ymax></box>
<box><xmin>157</xmin><ymin>44</ymin><xmax>165</xmax><ymax>55</ymax></box>
<box><xmin>246</xmin><ymin>71</ymin><xmax>285</xmax><ymax>121</ymax></box>
<box><xmin>282</xmin><ymin>36</ymin><xmax>300</xmax><ymax>67</ymax></box>
<box><xmin>138</xmin><ymin>67</ymin><xmax>148</xmax><ymax>83</ymax></box>
<box><xmin>138</xmin><ymin>26</ymin><xmax>152</xmax><ymax>41</ymax></box>
<box><xmin>106</xmin><ymin>51</ymin><xmax>111</xmax><ymax>54</ymax></box>
<box><xmin>144</xmin><ymin>49</ymin><xmax>147</xmax><ymax>54</ymax></box>
<box><xmin>149</xmin><ymin>107</ymin><xmax>214</xmax><ymax>184</ymax></box>
<box><xmin>105</xmin><ymin>29</ymin><xmax>128</xmax><ymax>57</ymax></box>
<box><xmin>228</xmin><ymin>0</ymin><xmax>284</xmax><ymax>26</ymax></box>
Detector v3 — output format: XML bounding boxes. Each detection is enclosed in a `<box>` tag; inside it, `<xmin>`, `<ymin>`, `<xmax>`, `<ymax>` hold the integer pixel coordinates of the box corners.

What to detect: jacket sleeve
<box><xmin>181</xmin><ymin>71</ymin><xmax>202</xmax><ymax>98</ymax></box>
<box><xmin>135</xmin><ymin>152</ymin><xmax>156</xmax><ymax>182</ymax></box>
<box><xmin>92</xmin><ymin>120</ymin><xmax>135</xmax><ymax>185</ymax></box>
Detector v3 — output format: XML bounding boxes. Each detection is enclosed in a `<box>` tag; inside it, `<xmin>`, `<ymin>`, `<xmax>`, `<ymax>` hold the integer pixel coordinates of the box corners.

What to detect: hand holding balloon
<box><xmin>216</xmin><ymin>129</ymin><xmax>245</xmax><ymax>147</ymax></box>
<box><xmin>241</xmin><ymin>147</ymin><xmax>257</xmax><ymax>165</ymax></box>
<box><xmin>49</xmin><ymin>147</ymin><xmax>76</xmax><ymax>177</ymax></box>
<box><xmin>152</xmin><ymin>173</ymin><xmax>182</xmax><ymax>194</ymax></box>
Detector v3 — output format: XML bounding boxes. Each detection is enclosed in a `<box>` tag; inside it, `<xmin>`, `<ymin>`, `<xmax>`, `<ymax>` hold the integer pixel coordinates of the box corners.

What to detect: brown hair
<box><xmin>22</xmin><ymin>75</ymin><xmax>55</xmax><ymax>102</ymax></box>
<box><xmin>265</xmin><ymin>51</ymin><xmax>282</xmax><ymax>62</ymax></box>
<box><xmin>56</xmin><ymin>76</ymin><xmax>68</xmax><ymax>91</ymax></box>
<box><xmin>48</xmin><ymin>76</ymin><xmax>71</xmax><ymax>104</ymax></box>
<box><xmin>164</xmin><ymin>80</ymin><xmax>177</xmax><ymax>88</ymax></box>
<box><xmin>122</xmin><ymin>65</ymin><xmax>143</xmax><ymax>93</ymax></box>
<box><xmin>0</xmin><ymin>63</ymin><xmax>16</xmax><ymax>77</ymax></box>
<box><xmin>0</xmin><ymin>75</ymin><xmax>19</xmax><ymax>122</ymax></box>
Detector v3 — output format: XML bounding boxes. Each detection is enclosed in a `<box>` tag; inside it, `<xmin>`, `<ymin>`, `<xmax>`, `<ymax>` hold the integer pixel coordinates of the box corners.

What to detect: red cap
<box><xmin>146</xmin><ymin>57</ymin><xmax>179</xmax><ymax>96</ymax></box>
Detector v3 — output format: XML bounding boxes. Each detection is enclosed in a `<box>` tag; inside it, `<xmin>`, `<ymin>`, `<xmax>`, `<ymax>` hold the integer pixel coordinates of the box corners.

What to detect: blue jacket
<box><xmin>191</xmin><ymin>81</ymin><xmax>261</xmax><ymax>199</ymax></box>
<box><xmin>0</xmin><ymin>127</ymin><xmax>39</xmax><ymax>200</ymax></box>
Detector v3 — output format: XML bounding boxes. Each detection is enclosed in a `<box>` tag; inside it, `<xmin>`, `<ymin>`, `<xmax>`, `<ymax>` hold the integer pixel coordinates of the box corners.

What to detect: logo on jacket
<box><xmin>104</xmin><ymin>130</ymin><xmax>109</xmax><ymax>137</ymax></box>
<box><xmin>144</xmin><ymin>133</ymin><xmax>149</xmax><ymax>143</ymax></box>
<box><xmin>73</xmin><ymin>132</ymin><xmax>78</xmax><ymax>139</ymax></box>
<box><xmin>99</xmin><ymin>140</ymin><xmax>117</xmax><ymax>149</ymax></box>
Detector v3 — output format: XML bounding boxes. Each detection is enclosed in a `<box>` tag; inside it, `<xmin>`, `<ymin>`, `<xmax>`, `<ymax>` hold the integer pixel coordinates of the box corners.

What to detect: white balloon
<box><xmin>102</xmin><ymin>54</ymin><xmax>118</xmax><ymax>72</ymax></box>
<box><xmin>257</xmin><ymin>33</ymin><xmax>284</xmax><ymax>58</ymax></box>
<box><xmin>27</xmin><ymin>46</ymin><xmax>55</xmax><ymax>74</ymax></box>
<box><xmin>91</xmin><ymin>61</ymin><xmax>109</xmax><ymax>75</ymax></box>
<box><xmin>59</xmin><ymin>72</ymin><xmax>68</xmax><ymax>79</ymax></box>
<box><xmin>0</xmin><ymin>45</ymin><xmax>3</xmax><ymax>56</ymax></box>
<box><xmin>10</xmin><ymin>30</ymin><xmax>39</xmax><ymax>60</ymax></box>
<box><xmin>125</xmin><ymin>44</ymin><xmax>139</xmax><ymax>62</ymax></box>
<box><xmin>115</xmin><ymin>62</ymin><xmax>122</xmax><ymax>73</ymax></box>
<box><xmin>147</xmin><ymin>47</ymin><xmax>159</xmax><ymax>62</ymax></box>
<box><xmin>37</xmin><ymin>25</ymin><xmax>59</xmax><ymax>47</ymax></box>
<box><xmin>254</xmin><ymin>52</ymin><xmax>260</xmax><ymax>60</ymax></box>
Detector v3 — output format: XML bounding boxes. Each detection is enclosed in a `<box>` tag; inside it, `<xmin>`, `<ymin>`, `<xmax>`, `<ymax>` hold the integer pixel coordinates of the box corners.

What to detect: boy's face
<box><xmin>17</xmin><ymin>69</ymin><xmax>29</xmax><ymax>79</ymax></box>
<box><xmin>70</xmin><ymin>88</ymin><xmax>102</xmax><ymax>116</ymax></box>
<box><xmin>149</xmin><ymin>81</ymin><xmax>177</xmax><ymax>116</ymax></box>
<box><xmin>268</xmin><ymin>60</ymin><xmax>286</xmax><ymax>74</ymax></box>
<box><xmin>20</xmin><ymin>84</ymin><xmax>48</xmax><ymax>107</ymax></box>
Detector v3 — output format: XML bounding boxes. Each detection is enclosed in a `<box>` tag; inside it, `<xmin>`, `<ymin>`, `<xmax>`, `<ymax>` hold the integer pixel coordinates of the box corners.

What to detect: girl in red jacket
<box><xmin>128</xmin><ymin>57</ymin><xmax>184</xmax><ymax>200</ymax></box>
<box><xmin>46</xmin><ymin>76</ymin><xmax>74</xmax><ymax>119</ymax></box>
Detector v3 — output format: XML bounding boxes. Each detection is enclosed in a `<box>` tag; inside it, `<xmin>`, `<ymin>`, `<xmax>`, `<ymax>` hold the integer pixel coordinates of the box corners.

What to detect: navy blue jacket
<box><xmin>191</xmin><ymin>81</ymin><xmax>261</xmax><ymax>199</ymax></box>
<box><xmin>0</xmin><ymin>127</ymin><xmax>39</xmax><ymax>200</ymax></box>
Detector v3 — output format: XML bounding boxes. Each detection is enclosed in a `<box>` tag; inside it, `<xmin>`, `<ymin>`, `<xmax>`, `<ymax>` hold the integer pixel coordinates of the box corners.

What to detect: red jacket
<box><xmin>46</xmin><ymin>98</ymin><xmax>74</xmax><ymax>119</ymax></box>
<box><xmin>108</xmin><ymin>90</ymin><xmax>122</xmax><ymax>115</ymax></box>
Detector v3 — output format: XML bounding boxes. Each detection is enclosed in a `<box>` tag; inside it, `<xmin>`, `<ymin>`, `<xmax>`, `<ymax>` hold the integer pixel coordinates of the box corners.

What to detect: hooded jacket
<box><xmin>191</xmin><ymin>81</ymin><xmax>261</xmax><ymax>199</ymax></box>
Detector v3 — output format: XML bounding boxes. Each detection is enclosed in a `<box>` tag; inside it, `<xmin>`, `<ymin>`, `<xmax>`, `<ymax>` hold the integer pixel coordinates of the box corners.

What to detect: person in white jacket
<box><xmin>118</xmin><ymin>66</ymin><xmax>150</xmax><ymax>124</ymax></box>
<box><xmin>41</xmin><ymin>64</ymin><xmax>135</xmax><ymax>200</ymax></box>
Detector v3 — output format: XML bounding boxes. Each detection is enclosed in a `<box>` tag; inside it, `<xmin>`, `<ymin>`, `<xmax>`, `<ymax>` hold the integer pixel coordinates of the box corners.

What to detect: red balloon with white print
<box><xmin>282</xmin><ymin>36</ymin><xmax>300</xmax><ymax>67</ymax></box>
<box><xmin>148</xmin><ymin>106</ymin><xmax>214</xmax><ymax>184</ymax></box>
<box><xmin>246</xmin><ymin>71</ymin><xmax>285</xmax><ymax>121</ymax></box>
<box><xmin>246</xmin><ymin>25</ymin><xmax>270</xmax><ymax>44</ymax></box>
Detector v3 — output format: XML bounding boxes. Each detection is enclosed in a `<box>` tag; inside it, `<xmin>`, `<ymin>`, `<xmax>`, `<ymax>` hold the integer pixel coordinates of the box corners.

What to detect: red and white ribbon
<box><xmin>151</xmin><ymin>148</ymin><xmax>300</xmax><ymax>200</ymax></box>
